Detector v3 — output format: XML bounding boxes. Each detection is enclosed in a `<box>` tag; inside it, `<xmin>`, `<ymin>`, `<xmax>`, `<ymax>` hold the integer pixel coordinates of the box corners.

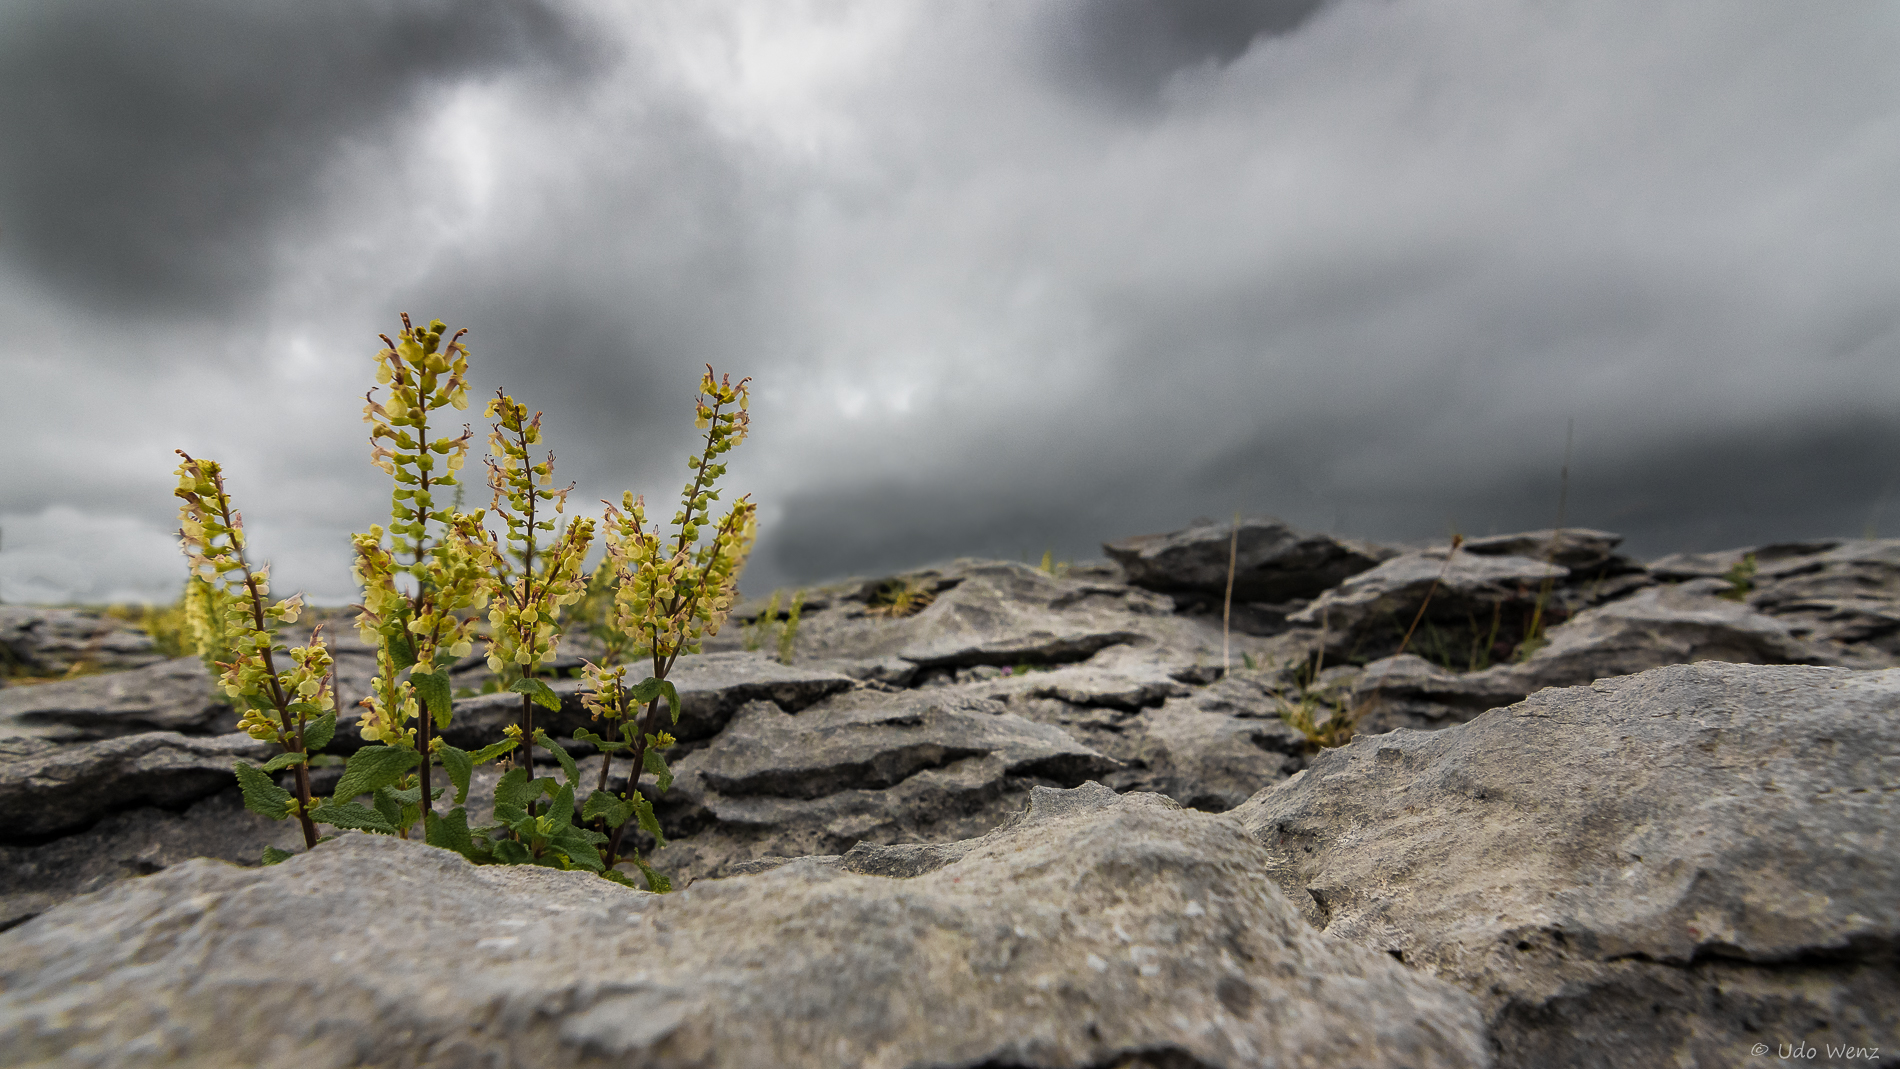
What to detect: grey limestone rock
<box><xmin>0</xmin><ymin>787</ymin><xmax>300</xmax><ymax>930</ymax></box>
<box><xmin>0</xmin><ymin>784</ymin><xmax>1491</xmax><ymax>1069</ymax></box>
<box><xmin>0</xmin><ymin>657</ymin><xmax>229</xmax><ymax>742</ymax></box>
<box><xmin>1231</xmin><ymin>662</ymin><xmax>1900</xmax><ymax>1068</ymax></box>
<box><xmin>1290</xmin><ymin>548</ymin><xmax>1568</xmax><ymax>644</ymax></box>
<box><xmin>440</xmin><ymin>651</ymin><xmax>857</xmax><ymax>749</ymax></box>
<box><xmin>1348</xmin><ymin>578</ymin><xmax>1837</xmax><ymax>730</ymax></box>
<box><xmin>0</xmin><ymin>607</ymin><xmax>163</xmax><ymax>676</ymax></box>
<box><xmin>1104</xmin><ymin>515</ymin><xmax>1397</xmax><ymax>604</ymax></box>
<box><xmin>0</xmin><ymin>731</ymin><xmax>270</xmax><ymax>842</ymax></box>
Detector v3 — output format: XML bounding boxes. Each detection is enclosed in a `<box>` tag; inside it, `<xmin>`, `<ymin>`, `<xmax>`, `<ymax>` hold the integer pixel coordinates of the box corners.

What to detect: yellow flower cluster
<box><xmin>363</xmin><ymin>316</ymin><xmax>474</xmax><ymax>569</ymax></box>
<box><xmin>350</xmin><ymin>316</ymin><xmax>486</xmax><ymax>746</ymax></box>
<box><xmin>173</xmin><ymin>453</ymin><xmax>332</xmax><ymax>746</ymax></box>
<box><xmin>596</xmin><ymin>368</ymin><xmax>757</xmax><ymax>669</ymax></box>
<box><xmin>477</xmin><ymin>391</ymin><xmax>595</xmax><ymax>673</ymax></box>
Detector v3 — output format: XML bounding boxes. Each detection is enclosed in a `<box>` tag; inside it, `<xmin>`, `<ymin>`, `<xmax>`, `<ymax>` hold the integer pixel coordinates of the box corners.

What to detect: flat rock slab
<box><xmin>1459</xmin><ymin>528</ymin><xmax>1627</xmax><ymax>572</ymax></box>
<box><xmin>0</xmin><ymin>732</ymin><xmax>270</xmax><ymax>842</ymax></box>
<box><xmin>681</xmin><ymin>690</ymin><xmax>1115</xmax><ymax>801</ymax></box>
<box><xmin>1291</xmin><ymin>549</ymin><xmax>1568</xmax><ymax>640</ymax></box>
<box><xmin>0</xmin><ymin>608</ymin><xmax>163</xmax><ymax>676</ymax></box>
<box><xmin>1232</xmin><ymin>662</ymin><xmax>1899</xmax><ymax>1068</ymax></box>
<box><xmin>0</xmin><ymin>788</ymin><xmax>299</xmax><ymax>930</ymax></box>
<box><xmin>1104</xmin><ymin>515</ymin><xmax>1396</xmax><ymax>602</ymax></box>
<box><xmin>0</xmin><ymin>784</ymin><xmax>1490</xmax><ymax>1069</ymax></box>
<box><xmin>0</xmin><ymin>657</ymin><xmax>229</xmax><ymax>742</ymax></box>
<box><xmin>441</xmin><ymin>652</ymin><xmax>857</xmax><ymax>749</ymax></box>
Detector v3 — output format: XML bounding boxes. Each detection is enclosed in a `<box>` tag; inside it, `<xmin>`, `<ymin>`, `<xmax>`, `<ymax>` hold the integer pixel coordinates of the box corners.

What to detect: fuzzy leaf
<box><xmin>550</xmin><ymin>826</ymin><xmax>604</xmax><ymax>872</ymax></box>
<box><xmin>261</xmin><ymin>845</ymin><xmax>296</xmax><ymax>865</ymax></box>
<box><xmin>546</xmin><ymin>783</ymin><xmax>576</xmax><ymax>834</ymax></box>
<box><xmin>471</xmin><ymin>738</ymin><xmax>518</xmax><ymax>765</ymax></box>
<box><xmin>659</xmin><ymin>681</ymin><xmax>682</xmax><ymax>725</ymax></box>
<box><xmin>425</xmin><ymin>807</ymin><xmax>477</xmax><ymax>859</ymax></box>
<box><xmin>309</xmin><ymin>801</ymin><xmax>397</xmax><ymax>834</ymax></box>
<box><xmin>573</xmin><ymin>727</ymin><xmax>630</xmax><ymax>754</ymax></box>
<box><xmin>643</xmin><ymin>747</ymin><xmax>674</xmax><ymax>794</ymax></box>
<box><xmin>627</xmin><ymin>677</ymin><xmax>664</xmax><ymax>703</ymax></box>
<box><xmin>493</xmin><ymin>767</ymin><xmax>534</xmax><ymax>810</ymax></box>
<box><xmin>490</xmin><ymin>839</ymin><xmax>531</xmax><ymax>865</ymax></box>
<box><xmin>598</xmin><ymin>867</ymin><xmax>641</xmax><ymax>889</ymax></box>
<box><xmin>261</xmin><ymin>751</ymin><xmax>307</xmax><ymax>772</ymax></box>
<box><xmin>373</xmin><ymin>786</ymin><xmax>405</xmax><ymax>830</ymax></box>
<box><xmin>510</xmin><ymin>677</ymin><xmax>562</xmax><ymax>711</ymax></box>
<box><xmin>233</xmin><ymin>761</ymin><xmax>293</xmax><ymax>820</ymax></box>
<box><xmin>537</xmin><ymin>730</ymin><xmax>579</xmax><ymax>788</ymax></box>
<box><xmin>301</xmin><ymin>710</ymin><xmax>337</xmax><ymax>753</ymax></box>
<box><xmin>438</xmin><ymin>743</ymin><xmax>474</xmax><ymax>805</ymax></box>
<box><xmin>332</xmin><ymin>745</ymin><xmax>422</xmax><ymax>801</ymax></box>
<box><xmin>582</xmin><ymin>789</ymin><xmax>636</xmax><ymax>829</ymax></box>
<box><xmin>632</xmin><ymin>792</ymin><xmax>666</xmax><ymax>849</ymax></box>
<box><xmin>628</xmin><ymin>854</ymin><xmax>672</xmax><ymax>893</ymax></box>
<box><xmin>387</xmin><ymin>628</ymin><xmax>417</xmax><ymax>672</ymax></box>
<box><xmin>412</xmin><ymin>669</ymin><xmax>454</xmax><ymax>730</ymax></box>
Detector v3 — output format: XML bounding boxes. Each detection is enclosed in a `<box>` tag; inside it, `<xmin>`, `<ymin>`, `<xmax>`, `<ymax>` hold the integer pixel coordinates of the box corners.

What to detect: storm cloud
<box><xmin>2</xmin><ymin>0</ymin><xmax>1897</xmax><ymax>605</ymax></box>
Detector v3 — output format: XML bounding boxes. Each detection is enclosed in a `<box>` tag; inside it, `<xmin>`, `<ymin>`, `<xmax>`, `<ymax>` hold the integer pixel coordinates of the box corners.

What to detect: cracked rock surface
<box><xmin>1232</xmin><ymin>662</ymin><xmax>1900</xmax><ymax>1069</ymax></box>
<box><xmin>7</xmin><ymin>520</ymin><xmax>1900</xmax><ymax>1065</ymax></box>
<box><xmin>0</xmin><ymin>784</ymin><xmax>1491</xmax><ymax>1069</ymax></box>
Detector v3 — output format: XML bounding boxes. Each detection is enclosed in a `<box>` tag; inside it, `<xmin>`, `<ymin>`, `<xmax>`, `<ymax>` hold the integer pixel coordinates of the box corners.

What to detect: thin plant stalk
<box><xmin>1222</xmin><ymin>514</ymin><xmax>1238</xmax><ymax>675</ymax></box>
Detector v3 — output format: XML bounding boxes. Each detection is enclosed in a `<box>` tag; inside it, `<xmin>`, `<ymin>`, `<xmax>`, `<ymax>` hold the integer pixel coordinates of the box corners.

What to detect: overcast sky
<box><xmin>3</xmin><ymin>0</ymin><xmax>1898</xmax><ymax>605</ymax></box>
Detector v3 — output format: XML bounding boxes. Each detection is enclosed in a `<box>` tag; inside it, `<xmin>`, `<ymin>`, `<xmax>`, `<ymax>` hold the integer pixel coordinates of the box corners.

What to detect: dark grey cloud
<box><xmin>0</xmin><ymin>0</ymin><xmax>592</xmax><ymax>317</ymax></box>
<box><xmin>3</xmin><ymin>1</ymin><xmax>1899</xmax><ymax>608</ymax></box>
<box><xmin>1041</xmin><ymin>0</ymin><xmax>1331</xmax><ymax>105</ymax></box>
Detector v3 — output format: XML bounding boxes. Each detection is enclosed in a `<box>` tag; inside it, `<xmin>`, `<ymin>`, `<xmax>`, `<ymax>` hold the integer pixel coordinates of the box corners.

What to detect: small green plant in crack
<box><xmin>867</xmin><ymin>577</ymin><xmax>935</xmax><ymax>618</ymax></box>
<box><xmin>740</xmin><ymin>588</ymin><xmax>806</xmax><ymax>665</ymax></box>
<box><xmin>1274</xmin><ymin>652</ymin><xmax>1354</xmax><ymax>749</ymax></box>
<box><xmin>1719</xmin><ymin>553</ymin><xmax>1758</xmax><ymax>603</ymax></box>
<box><xmin>1036</xmin><ymin>549</ymin><xmax>1070</xmax><ymax>579</ymax></box>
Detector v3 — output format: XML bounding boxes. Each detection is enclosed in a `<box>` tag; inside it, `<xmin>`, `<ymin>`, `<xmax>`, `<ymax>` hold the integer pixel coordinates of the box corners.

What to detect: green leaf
<box><xmin>471</xmin><ymin>738</ymin><xmax>518</xmax><ymax>765</ymax></box>
<box><xmin>582</xmin><ymin>789</ymin><xmax>637</xmax><ymax>829</ymax></box>
<box><xmin>546</xmin><ymin>783</ymin><xmax>576</xmax><ymax>834</ymax></box>
<box><xmin>425</xmin><ymin>807</ymin><xmax>477</xmax><ymax>859</ymax></box>
<box><xmin>387</xmin><ymin>629</ymin><xmax>417</xmax><ymax>672</ymax></box>
<box><xmin>490</xmin><ymin>839</ymin><xmax>531</xmax><ymax>865</ymax></box>
<box><xmin>573</xmin><ymin>727</ymin><xmax>630</xmax><ymax>754</ymax></box>
<box><xmin>233</xmin><ymin>761</ymin><xmax>294</xmax><ymax>820</ymax></box>
<box><xmin>309</xmin><ymin>801</ymin><xmax>397</xmax><ymax>834</ymax></box>
<box><xmin>643</xmin><ymin>747</ymin><xmax>674</xmax><ymax>794</ymax></box>
<box><xmin>598</xmin><ymin>867</ymin><xmax>641</xmax><ymax>888</ymax></box>
<box><xmin>262</xmin><ymin>751</ymin><xmax>307</xmax><ymax>772</ymax></box>
<box><xmin>372</xmin><ymin>786</ymin><xmax>405</xmax><ymax>831</ymax></box>
<box><xmin>412</xmin><ymin>669</ymin><xmax>454</xmax><ymax>730</ymax></box>
<box><xmin>659</xmin><ymin>681</ymin><xmax>682</xmax><ymax>725</ymax></box>
<box><xmin>493</xmin><ymin>767</ymin><xmax>534</xmax><ymax>810</ymax></box>
<box><xmin>332</xmin><ymin>745</ymin><xmax>422</xmax><ymax>801</ymax></box>
<box><xmin>633</xmin><ymin>792</ymin><xmax>666</xmax><ymax>849</ymax></box>
<box><xmin>261</xmin><ymin>845</ymin><xmax>296</xmax><ymax>865</ymax></box>
<box><xmin>301</xmin><ymin>710</ymin><xmax>337</xmax><ymax>753</ymax></box>
<box><xmin>627</xmin><ymin>677</ymin><xmax>663</xmax><ymax>703</ymax></box>
<box><xmin>492</xmin><ymin>802</ymin><xmax>531</xmax><ymax>827</ymax></box>
<box><xmin>537</xmin><ymin>730</ymin><xmax>579</xmax><ymax>787</ymax></box>
<box><xmin>549</xmin><ymin>826</ymin><xmax>604</xmax><ymax>872</ymax></box>
<box><xmin>510</xmin><ymin>677</ymin><xmax>562</xmax><ymax>711</ymax></box>
<box><xmin>628</xmin><ymin>853</ymin><xmax>672</xmax><ymax>893</ymax></box>
<box><xmin>438</xmin><ymin>743</ymin><xmax>474</xmax><ymax>805</ymax></box>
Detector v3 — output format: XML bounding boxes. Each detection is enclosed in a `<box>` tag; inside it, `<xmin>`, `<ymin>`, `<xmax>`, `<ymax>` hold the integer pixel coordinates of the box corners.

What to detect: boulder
<box><xmin>0</xmin><ymin>785</ymin><xmax>1491</xmax><ymax>1069</ymax></box>
<box><xmin>1289</xmin><ymin>548</ymin><xmax>1567</xmax><ymax>658</ymax></box>
<box><xmin>0</xmin><ymin>607</ymin><xmax>163</xmax><ymax>676</ymax></box>
<box><xmin>1104</xmin><ymin>516</ymin><xmax>1396</xmax><ymax>604</ymax></box>
<box><xmin>0</xmin><ymin>657</ymin><xmax>229</xmax><ymax>742</ymax></box>
<box><xmin>1232</xmin><ymin>662</ymin><xmax>1900</xmax><ymax>1068</ymax></box>
<box><xmin>0</xmin><ymin>732</ymin><xmax>270</xmax><ymax>841</ymax></box>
